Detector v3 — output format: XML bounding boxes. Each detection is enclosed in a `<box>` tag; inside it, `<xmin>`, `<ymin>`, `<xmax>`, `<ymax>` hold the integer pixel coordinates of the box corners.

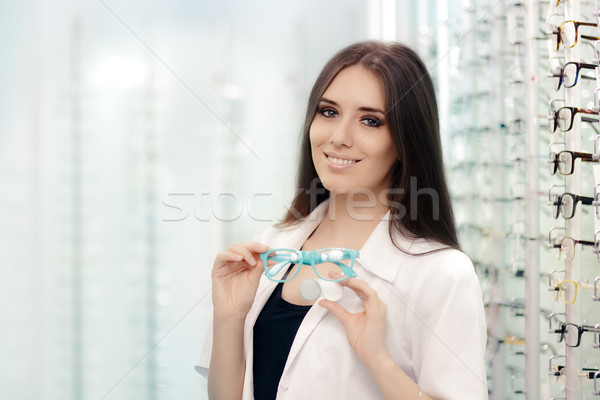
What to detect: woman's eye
<box><xmin>362</xmin><ymin>117</ymin><xmax>382</xmax><ymax>128</ymax></box>
<box><xmin>320</xmin><ymin>108</ymin><xmax>337</xmax><ymax>118</ymax></box>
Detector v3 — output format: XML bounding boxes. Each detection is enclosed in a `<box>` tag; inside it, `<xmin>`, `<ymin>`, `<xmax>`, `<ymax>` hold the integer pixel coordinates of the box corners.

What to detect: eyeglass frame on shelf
<box><xmin>549</xmin><ymin>20</ymin><xmax>600</xmax><ymax>51</ymax></box>
<box><xmin>547</xmin><ymin>270</ymin><xmax>595</xmax><ymax>304</ymax></box>
<box><xmin>552</xmin><ymin>322</ymin><xmax>600</xmax><ymax>347</ymax></box>
<box><xmin>548</xmin><ymin>106</ymin><xmax>599</xmax><ymax>133</ymax></box>
<box><xmin>550</xmin><ymin>192</ymin><xmax>594</xmax><ymax>219</ymax></box>
<box><xmin>549</xmin><ymin>364</ymin><xmax>600</xmax><ymax>395</ymax></box>
<box><xmin>549</xmin><ymin>150</ymin><xmax>597</xmax><ymax>175</ymax></box>
<box><xmin>551</xmin><ymin>61</ymin><xmax>596</xmax><ymax>90</ymax></box>
<box><xmin>547</xmin><ymin>227</ymin><xmax>595</xmax><ymax>261</ymax></box>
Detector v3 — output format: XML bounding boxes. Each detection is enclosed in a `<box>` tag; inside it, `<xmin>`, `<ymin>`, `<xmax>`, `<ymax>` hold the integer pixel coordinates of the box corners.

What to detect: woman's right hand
<box><xmin>211</xmin><ymin>242</ymin><xmax>270</xmax><ymax>322</ymax></box>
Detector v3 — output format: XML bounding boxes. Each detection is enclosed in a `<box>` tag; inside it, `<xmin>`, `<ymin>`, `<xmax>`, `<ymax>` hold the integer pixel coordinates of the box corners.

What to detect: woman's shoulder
<box><xmin>398</xmin><ymin>238</ymin><xmax>477</xmax><ymax>282</ymax></box>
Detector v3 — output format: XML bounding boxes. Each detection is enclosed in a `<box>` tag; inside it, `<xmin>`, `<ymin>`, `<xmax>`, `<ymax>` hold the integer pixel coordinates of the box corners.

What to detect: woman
<box><xmin>196</xmin><ymin>41</ymin><xmax>487</xmax><ymax>400</ymax></box>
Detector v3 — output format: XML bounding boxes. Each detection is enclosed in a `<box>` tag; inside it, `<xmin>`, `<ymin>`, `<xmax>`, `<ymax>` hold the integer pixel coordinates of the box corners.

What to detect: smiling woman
<box><xmin>309</xmin><ymin>65</ymin><xmax>398</xmax><ymax>195</ymax></box>
<box><xmin>198</xmin><ymin>41</ymin><xmax>487</xmax><ymax>400</ymax></box>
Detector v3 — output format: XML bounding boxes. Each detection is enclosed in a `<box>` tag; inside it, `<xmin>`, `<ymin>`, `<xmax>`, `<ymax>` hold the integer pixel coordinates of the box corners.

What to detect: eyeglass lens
<box><xmin>264</xmin><ymin>249</ymin><xmax>299</xmax><ymax>279</ymax></box>
<box><xmin>558</xmin><ymin>280</ymin><xmax>577</xmax><ymax>304</ymax></box>
<box><xmin>549</xmin><ymin>151</ymin><xmax>575</xmax><ymax>175</ymax></box>
<box><xmin>558</xmin><ymin>237</ymin><xmax>576</xmax><ymax>261</ymax></box>
<box><xmin>562</xmin><ymin>62</ymin><xmax>578</xmax><ymax>88</ymax></box>
<box><xmin>561</xmin><ymin>323</ymin><xmax>582</xmax><ymax>347</ymax></box>
<box><xmin>558</xmin><ymin>151</ymin><xmax>573</xmax><ymax>174</ymax></box>
<box><xmin>561</xmin><ymin>193</ymin><xmax>575</xmax><ymax>219</ymax></box>
<box><xmin>557</xmin><ymin>107</ymin><xmax>574</xmax><ymax>131</ymax></box>
<box><xmin>559</xmin><ymin>366</ymin><xmax>583</xmax><ymax>390</ymax></box>
<box><xmin>560</xmin><ymin>21</ymin><xmax>577</xmax><ymax>48</ymax></box>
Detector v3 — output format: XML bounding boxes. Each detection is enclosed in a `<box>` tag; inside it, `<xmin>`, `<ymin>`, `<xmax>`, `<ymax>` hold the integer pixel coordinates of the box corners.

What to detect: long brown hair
<box><xmin>281</xmin><ymin>41</ymin><xmax>460</xmax><ymax>252</ymax></box>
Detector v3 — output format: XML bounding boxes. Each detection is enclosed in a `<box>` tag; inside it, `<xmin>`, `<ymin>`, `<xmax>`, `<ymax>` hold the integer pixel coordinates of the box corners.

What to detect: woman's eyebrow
<box><xmin>320</xmin><ymin>97</ymin><xmax>385</xmax><ymax>115</ymax></box>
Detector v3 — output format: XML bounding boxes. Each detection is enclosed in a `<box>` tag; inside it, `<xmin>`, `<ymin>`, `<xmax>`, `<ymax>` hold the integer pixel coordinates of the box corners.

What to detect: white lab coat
<box><xmin>196</xmin><ymin>200</ymin><xmax>488</xmax><ymax>399</ymax></box>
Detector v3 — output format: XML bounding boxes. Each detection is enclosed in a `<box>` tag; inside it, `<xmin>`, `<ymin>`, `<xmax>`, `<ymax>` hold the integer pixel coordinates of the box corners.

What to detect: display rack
<box><xmin>440</xmin><ymin>0</ymin><xmax>600</xmax><ymax>398</ymax></box>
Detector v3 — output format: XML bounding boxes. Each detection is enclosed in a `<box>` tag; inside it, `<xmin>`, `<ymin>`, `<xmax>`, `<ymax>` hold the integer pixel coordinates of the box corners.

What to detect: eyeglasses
<box><xmin>549</xmin><ymin>150</ymin><xmax>597</xmax><ymax>175</ymax></box>
<box><xmin>552</xmin><ymin>322</ymin><xmax>600</xmax><ymax>347</ymax></box>
<box><xmin>550</xmin><ymin>365</ymin><xmax>599</xmax><ymax>391</ymax></box>
<box><xmin>260</xmin><ymin>248</ymin><xmax>359</xmax><ymax>282</ymax></box>
<box><xmin>548</xmin><ymin>234</ymin><xmax>595</xmax><ymax>261</ymax></box>
<box><xmin>548</xmin><ymin>278</ymin><xmax>595</xmax><ymax>304</ymax></box>
<box><xmin>549</xmin><ymin>106</ymin><xmax>599</xmax><ymax>132</ymax></box>
<box><xmin>552</xmin><ymin>61</ymin><xmax>596</xmax><ymax>90</ymax></box>
<box><xmin>551</xmin><ymin>192</ymin><xmax>594</xmax><ymax>219</ymax></box>
<box><xmin>550</xmin><ymin>20</ymin><xmax>600</xmax><ymax>51</ymax></box>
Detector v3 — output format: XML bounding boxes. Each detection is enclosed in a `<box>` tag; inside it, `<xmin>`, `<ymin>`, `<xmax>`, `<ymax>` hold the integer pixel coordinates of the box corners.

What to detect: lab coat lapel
<box><xmin>243</xmin><ymin>202</ymin><xmax>329</xmax><ymax>394</ymax></box>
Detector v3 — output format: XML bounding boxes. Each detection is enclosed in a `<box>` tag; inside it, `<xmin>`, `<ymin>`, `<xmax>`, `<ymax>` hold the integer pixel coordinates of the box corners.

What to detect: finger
<box><xmin>329</xmin><ymin>272</ymin><xmax>379</xmax><ymax>302</ymax></box>
<box><xmin>241</xmin><ymin>242</ymin><xmax>270</xmax><ymax>254</ymax></box>
<box><xmin>215</xmin><ymin>250</ymin><xmax>244</xmax><ymax>265</ymax></box>
<box><xmin>229</xmin><ymin>244</ymin><xmax>258</xmax><ymax>266</ymax></box>
<box><xmin>319</xmin><ymin>299</ymin><xmax>354</xmax><ymax>325</ymax></box>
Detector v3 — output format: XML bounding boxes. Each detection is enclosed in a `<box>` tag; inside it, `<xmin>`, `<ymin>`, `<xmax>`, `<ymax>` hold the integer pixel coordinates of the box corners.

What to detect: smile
<box><xmin>328</xmin><ymin>156</ymin><xmax>357</xmax><ymax>165</ymax></box>
<box><xmin>324</xmin><ymin>152</ymin><xmax>361</xmax><ymax>169</ymax></box>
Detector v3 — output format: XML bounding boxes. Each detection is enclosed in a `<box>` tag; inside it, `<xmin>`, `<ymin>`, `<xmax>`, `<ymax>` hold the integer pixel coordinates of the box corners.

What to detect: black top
<box><xmin>253</xmin><ymin>267</ymin><xmax>311</xmax><ymax>400</ymax></box>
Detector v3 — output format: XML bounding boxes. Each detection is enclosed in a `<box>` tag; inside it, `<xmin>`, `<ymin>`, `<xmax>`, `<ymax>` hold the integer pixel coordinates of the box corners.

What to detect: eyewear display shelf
<box><xmin>442</xmin><ymin>0</ymin><xmax>600</xmax><ymax>399</ymax></box>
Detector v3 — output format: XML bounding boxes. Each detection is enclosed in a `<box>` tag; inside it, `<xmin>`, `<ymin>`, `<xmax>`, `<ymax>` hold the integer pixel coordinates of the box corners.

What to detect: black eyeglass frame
<box><xmin>552</xmin><ymin>192</ymin><xmax>594</xmax><ymax>219</ymax></box>
<box><xmin>553</xmin><ymin>61</ymin><xmax>597</xmax><ymax>90</ymax></box>
<box><xmin>553</xmin><ymin>322</ymin><xmax>599</xmax><ymax>347</ymax></box>
<box><xmin>549</xmin><ymin>106</ymin><xmax>599</xmax><ymax>132</ymax></box>
<box><xmin>549</xmin><ymin>150</ymin><xmax>597</xmax><ymax>175</ymax></box>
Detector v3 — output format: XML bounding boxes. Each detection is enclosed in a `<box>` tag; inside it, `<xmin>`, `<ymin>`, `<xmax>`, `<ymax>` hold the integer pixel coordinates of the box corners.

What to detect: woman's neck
<box><xmin>305</xmin><ymin>191</ymin><xmax>390</xmax><ymax>250</ymax></box>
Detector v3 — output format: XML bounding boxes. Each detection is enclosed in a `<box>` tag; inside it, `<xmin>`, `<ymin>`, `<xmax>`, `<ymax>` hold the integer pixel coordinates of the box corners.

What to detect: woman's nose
<box><xmin>328</xmin><ymin>117</ymin><xmax>353</xmax><ymax>147</ymax></box>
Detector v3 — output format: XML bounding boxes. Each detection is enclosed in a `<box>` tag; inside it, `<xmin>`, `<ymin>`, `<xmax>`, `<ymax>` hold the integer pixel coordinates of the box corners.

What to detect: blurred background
<box><xmin>2</xmin><ymin>0</ymin><xmax>600</xmax><ymax>399</ymax></box>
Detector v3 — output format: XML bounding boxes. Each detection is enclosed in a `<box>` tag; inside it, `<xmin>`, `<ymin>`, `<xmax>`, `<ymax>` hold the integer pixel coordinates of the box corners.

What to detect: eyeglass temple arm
<box><xmin>572</xmin><ymin>151</ymin><xmax>596</xmax><ymax>161</ymax></box>
<box><xmin>579</xmin><ymin>195</ymin><xmax>595</xmax><ymax>205</ymax></box>
<box><xmin>577</xmin><ymin>239</ymin><xmax>595</xmax><ymax>246</ymax></box>
<box><xmin>581</xmin><ymin>34</ymin><xmax>600</xmax><ymax>41</ymax></box>
<box><xmin>581</xmin><ymin>116</ymin><xmax>598</xmax><ymax>123</ymax></box>
<box><xmin>579</xmin><ymin>107</ymin><xmax>599</xmax><ymax>115</ymax></box>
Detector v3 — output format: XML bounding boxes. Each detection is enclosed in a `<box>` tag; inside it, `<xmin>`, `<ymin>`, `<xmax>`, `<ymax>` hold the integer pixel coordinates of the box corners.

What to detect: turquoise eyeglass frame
<box><xmin>260</xmin><ymin>248</ymin><xmax>359</xmax><ymax>282</ymax></box>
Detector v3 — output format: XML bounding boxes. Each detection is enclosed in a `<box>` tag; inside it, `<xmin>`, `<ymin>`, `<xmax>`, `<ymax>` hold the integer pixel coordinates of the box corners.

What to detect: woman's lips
<box><xmin>325</xmin><ymin>153</ymin><xmax>361</xmax><ymax>170</ymax></box>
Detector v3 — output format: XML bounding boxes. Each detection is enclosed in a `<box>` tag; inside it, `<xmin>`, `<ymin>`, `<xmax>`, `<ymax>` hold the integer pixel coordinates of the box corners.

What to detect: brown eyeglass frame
<box><xmin>553</xmin><ymin>20</ymin><xmax>600</xmax><ymax>51</ymax></box>
<box><xmin>550</xmin><ymin>106</ymin><xmax>599</xmax><ymax>132</ymax></box>
<box><xmin>549</xmin><ymin>150</ymin><xmax>597</xmax><ymax>175</ymax></box>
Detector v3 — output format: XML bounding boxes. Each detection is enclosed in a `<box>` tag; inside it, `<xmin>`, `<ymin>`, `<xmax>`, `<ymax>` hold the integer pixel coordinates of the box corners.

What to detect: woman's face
<box><xmin>310</xmin><ymin>65</ymin><xmax>398</xmax><ymax>197</ymax></box>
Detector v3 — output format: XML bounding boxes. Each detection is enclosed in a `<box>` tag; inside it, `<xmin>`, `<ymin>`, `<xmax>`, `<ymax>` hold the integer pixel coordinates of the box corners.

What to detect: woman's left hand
<box><xmin>318</xmin><ymin>272</ymin><xmax>390</xmax><ymax>368</ymax></box>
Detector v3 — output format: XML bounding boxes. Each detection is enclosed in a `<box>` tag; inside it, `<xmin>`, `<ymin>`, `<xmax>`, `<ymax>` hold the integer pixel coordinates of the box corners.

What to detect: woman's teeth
<box><xmin>328</xmin><ymin>156</ymin><xmax>357</xmax><ymax>165</ymax></box>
